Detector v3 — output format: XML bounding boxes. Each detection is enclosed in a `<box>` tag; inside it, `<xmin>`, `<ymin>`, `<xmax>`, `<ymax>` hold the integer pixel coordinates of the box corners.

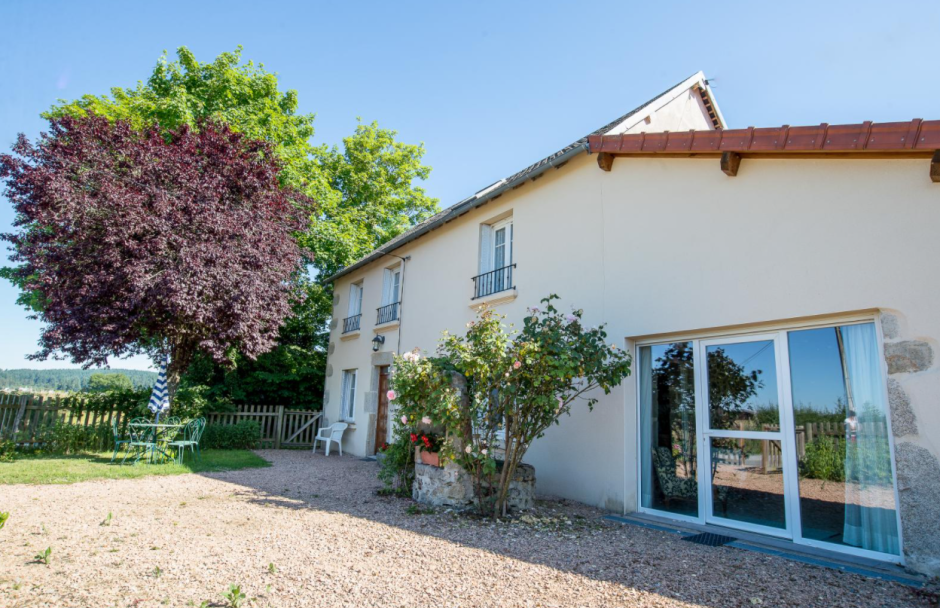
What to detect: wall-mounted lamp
<box><xmin>372</xmin><ymin>334</ymin><xmax>385</xmax><ymax>352</ymax></box>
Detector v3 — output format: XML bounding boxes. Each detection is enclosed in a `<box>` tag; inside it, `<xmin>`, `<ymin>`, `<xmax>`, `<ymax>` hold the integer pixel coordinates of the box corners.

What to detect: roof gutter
<box><xmin>325</xmin><ymin>142</ymin><xmax>590</xmax><ymax>283</ymax></box>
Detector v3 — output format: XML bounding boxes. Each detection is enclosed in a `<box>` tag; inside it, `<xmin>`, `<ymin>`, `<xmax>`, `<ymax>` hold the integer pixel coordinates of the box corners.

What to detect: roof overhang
<box><xmin>590</xmin><ymin>119</ymin><xmax>940</xmax><ymax>170</ymax></box>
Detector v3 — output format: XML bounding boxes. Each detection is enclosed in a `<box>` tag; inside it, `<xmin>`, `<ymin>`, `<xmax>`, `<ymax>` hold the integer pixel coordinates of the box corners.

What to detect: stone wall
<box><xmin>413</xmin><ymin>461</ymin><xmax>536</xmax><ymax>511</ymax></box>
<box><xmin>880</xmin><ymin>311</ymin><xmax>940</xmax><ymax>575</ymax></box>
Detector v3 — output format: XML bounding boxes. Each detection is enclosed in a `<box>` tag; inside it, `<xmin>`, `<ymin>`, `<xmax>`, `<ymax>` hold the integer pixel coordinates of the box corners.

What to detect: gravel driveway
<box><xmin>0</xmin><ymin>451</ymin><xmax>932</xmax><ymax>608</ymax></box>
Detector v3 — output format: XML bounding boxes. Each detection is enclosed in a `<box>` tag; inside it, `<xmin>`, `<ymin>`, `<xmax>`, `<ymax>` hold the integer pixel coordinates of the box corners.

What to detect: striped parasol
<box><xmin>147</xmin><ymin>356</ymin><xmax>170</xmax><ymax>417</ymax></box>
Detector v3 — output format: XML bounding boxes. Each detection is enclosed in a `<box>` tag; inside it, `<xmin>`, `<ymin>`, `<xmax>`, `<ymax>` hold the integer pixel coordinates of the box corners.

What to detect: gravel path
<box><xmin>0</xmin><ymin>451</ymin><xmax>932</xmax><ymax>608</ymax></box>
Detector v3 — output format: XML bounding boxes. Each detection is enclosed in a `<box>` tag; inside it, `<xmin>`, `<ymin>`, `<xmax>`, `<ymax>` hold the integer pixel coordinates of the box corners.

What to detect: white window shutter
<box><xmin>479</xmin><ymin>224</ymin><xmax>494</xmax><ymax>273</ymax></box>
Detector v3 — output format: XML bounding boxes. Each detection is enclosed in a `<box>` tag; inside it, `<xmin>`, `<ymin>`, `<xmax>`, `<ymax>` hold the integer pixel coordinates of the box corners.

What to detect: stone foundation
<box><xmin>413</xmin><ymin>461</ymin><xmax>536</xmax><ymax>511</ymax></box>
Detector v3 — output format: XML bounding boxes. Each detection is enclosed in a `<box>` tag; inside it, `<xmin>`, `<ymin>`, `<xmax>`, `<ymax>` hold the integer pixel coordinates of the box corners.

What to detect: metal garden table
<box><xmin>132</xmin><ymin>422</ymin><xmax>185</xmax><ymax>464</ymax></box>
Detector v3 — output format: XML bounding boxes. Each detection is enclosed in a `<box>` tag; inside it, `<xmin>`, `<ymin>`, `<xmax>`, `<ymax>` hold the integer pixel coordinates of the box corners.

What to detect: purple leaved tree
<box><xmin>0</xmin><ymin>115</ymin><xmax>311</xmax><ymax>395</ymax></box>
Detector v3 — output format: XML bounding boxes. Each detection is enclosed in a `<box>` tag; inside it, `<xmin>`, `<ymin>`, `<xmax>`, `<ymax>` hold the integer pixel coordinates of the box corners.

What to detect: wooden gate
<box><xmin>205</xmin><ymin>405</ymin><xmax>321</xmax><ymax>449</ymax></box>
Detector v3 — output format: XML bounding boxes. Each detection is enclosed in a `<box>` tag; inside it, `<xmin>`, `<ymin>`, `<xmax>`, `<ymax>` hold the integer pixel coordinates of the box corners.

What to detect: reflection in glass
<box><xmin>788</xmin><ymin>323</ymin><xmax>900</xmax><ymax>555</ymax></box>
<box><xmin>640</xmin><ymin>343</ymin><xmax>697</xmax><ymax>516</ymax></box>
<box><xmin>707</xmin><ymin>340</ymin><xmax>779</xmax><ymax>431</ymax></box>
<box><xmin>710</xmin><ymin>437</ymin><xmax>787</xmax><ymax>529</ymax></box>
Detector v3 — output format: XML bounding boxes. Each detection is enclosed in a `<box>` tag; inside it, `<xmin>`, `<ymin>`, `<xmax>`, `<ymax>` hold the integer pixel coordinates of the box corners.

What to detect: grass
<box><xmin>0</xmin><ymin>450</ymin><xmax>270</xmax><ymax>485</ymax></box>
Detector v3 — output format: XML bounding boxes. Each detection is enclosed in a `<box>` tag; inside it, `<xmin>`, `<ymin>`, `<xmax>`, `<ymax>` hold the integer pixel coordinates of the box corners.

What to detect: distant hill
<box><xmin>0</xmin><ymin>368</ymin><xmax>158</xmax><ymax>393</ymax></box>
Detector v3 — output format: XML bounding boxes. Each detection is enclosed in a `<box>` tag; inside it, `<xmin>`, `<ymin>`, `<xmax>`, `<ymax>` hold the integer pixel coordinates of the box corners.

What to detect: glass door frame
<box><xmin>696</xmin><ymin>332</ymin><xmax>799</xmax><ymax>539</ymax></box>
<box><xmin>634</xmin><ymin>314</ymin><xmax>905</xmax><ymax>564</ymax></box>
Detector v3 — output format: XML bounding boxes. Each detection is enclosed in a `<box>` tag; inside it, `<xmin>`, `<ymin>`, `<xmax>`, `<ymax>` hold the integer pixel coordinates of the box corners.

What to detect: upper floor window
<box><xmin>343</xmin><ymin>282</ymin><xmax>363</xmax><ymax>333</ymax></box>
<box><xmin>474</xmin><ymin>218</ymin><xmax>514</xmax><ymax>299</ymax></box>
<box><xmin>377</xmin><ymin>266</ymin><xmax>401</xmax><ymax>324</ymax></box>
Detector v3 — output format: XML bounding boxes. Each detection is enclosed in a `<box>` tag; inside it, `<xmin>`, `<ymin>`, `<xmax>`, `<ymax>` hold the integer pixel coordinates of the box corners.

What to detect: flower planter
<box><xmin>419</xmin><ymin>449</ymin><xmax>440</xmax><ymax>467</ymax></box>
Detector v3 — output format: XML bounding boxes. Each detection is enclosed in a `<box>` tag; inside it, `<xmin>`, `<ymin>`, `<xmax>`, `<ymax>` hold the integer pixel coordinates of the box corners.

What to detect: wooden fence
<box><xmin>0</xmin><ymin>393</ymin><xmax>320</xmax><ymax>449</ymax></box>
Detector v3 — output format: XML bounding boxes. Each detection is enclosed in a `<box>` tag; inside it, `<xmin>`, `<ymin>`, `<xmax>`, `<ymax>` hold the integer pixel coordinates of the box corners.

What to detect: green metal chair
<box><xmin>162</xmin><ymin>416</ymin><xmax>183</xmax><ymax>443</ymax></box>
<box><xmin>168</xmin><ymin>417</ymin><xmax>206</xmax><ymax>464</ymax></box>
<box><xmin>110</xmin><ymin>416</ymin><xmax>131</xmax><ymax>463</ymax></box>
<box><xmin>122</xmin><ymin>418</ymin><xmax>154</xmax><ymax>465</ymax></box>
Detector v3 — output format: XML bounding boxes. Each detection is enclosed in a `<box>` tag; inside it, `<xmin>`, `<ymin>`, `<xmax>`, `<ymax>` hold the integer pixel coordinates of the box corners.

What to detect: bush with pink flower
<box><xmin>380</xmin><ymin>296</ymin><xmax>632</xmax><ymax>518</ymax></box>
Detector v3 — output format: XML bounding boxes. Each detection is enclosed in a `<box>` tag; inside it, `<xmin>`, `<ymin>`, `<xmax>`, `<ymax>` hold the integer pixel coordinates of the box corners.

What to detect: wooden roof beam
<box><xmin>721</xmin><ymin>151</ymin><xmax>741</xmax><ymax>177</ymax></box>
<box><xmin>597</xmin><ymin>152</ymin><xmax>614</xmax><ymax>172</ymax></box>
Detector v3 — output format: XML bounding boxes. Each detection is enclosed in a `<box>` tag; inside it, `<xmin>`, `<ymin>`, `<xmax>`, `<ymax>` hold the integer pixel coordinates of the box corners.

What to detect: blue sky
<box><xmin>1</xmin><ymin>0</ymin><xmax>939</xmax><ymax>371</ymax></box>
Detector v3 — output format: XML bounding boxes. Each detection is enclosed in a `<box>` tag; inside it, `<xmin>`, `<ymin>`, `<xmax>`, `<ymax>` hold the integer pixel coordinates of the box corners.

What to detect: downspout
<box><xmin>383</xmin><ymin>252</ymin><xmax>410</xmax><ymax>355</ymax></box>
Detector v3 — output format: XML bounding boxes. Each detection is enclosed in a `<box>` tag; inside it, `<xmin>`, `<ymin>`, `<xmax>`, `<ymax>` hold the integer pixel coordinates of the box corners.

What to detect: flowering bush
<box><xmin>387</xmin><ymin>350</ymin><xmax>462</xmax><ymax>439</ymax></box>
<box><xmin>386</xmin><ymin>294</ymin><xmax>632</xmax><ymax>518</ymax></box>
<box><xmin>410</xmin><ymin>431</ymin><xmax>444</xmax><ymax>453</ymax></box>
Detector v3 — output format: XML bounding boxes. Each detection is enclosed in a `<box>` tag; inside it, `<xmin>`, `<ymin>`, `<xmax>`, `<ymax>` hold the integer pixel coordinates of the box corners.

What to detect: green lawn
<box><xmin>0</xmin><ymin>450</ymin><xmax>270</xmax><ymax>485</ymax></box>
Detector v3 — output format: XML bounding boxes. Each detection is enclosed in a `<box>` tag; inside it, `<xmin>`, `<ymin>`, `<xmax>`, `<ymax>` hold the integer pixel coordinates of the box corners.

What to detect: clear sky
<box><xmin>2</xmin><ymin>0</ymin><xmax>939</xmax><ymax>371</ymax></box>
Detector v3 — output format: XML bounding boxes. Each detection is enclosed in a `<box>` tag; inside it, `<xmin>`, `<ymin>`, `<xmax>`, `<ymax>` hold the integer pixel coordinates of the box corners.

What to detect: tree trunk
<box><xmin>166</xmin><ymin>344</ymin><xmax>184</xmax><ymax>404</ymax></box>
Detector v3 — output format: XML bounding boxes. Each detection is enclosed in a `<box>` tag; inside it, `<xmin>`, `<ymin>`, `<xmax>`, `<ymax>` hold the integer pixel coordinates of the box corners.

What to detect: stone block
<box><xmin>887</xmin><ymin>378</ymin><xmax>918</xmax><ymax>438</ymax></box>
<box><xmin>413</xmin><ymin>461</ymin><xmax>536</xmax><ymax>511</ymax></box>
<box><xmin>895</xmin><ymin>442</ymin><xmax>940</xmax><ymax>575</ymax></box>
<box><xmin>884</xmin><ymin>340</ymin><xmax>934</xmax><ymax>374</ymax></box>
<box><xmin>881</xmin><ymin>313</ymin><xmax>901</xmax><ymax>340</ymax></box>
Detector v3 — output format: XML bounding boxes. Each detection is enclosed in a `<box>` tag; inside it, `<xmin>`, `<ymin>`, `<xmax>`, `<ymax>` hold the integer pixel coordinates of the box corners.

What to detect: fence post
<box><xmin>8</xmin><ymin>394</ymin><xmax>30</xmax><ymax>441</ymax></box>
<box><xmin>274</xmin><ymin>405</ymin><xmax>284</xmax><ymax>449</ymax></box>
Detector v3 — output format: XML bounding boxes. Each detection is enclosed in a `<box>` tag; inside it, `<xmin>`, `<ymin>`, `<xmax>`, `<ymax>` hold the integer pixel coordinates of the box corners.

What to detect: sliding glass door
<box><xmin>700</xmin><ymin>334</ymin><xmax>794</xmax><ymax>536</ymax></box>
<box><xmin>638</xmin><ymin>320</ymin><xmax>902</xmax><ymax>561</ymax></box>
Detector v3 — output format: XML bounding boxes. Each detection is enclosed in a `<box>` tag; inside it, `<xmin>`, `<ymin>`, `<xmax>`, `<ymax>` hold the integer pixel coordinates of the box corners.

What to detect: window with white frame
<box><xmin>343</xmin><ymin>282</ymin><xmax>363</xmax><ymax>333</ymax></box>
<box><xmin>378</xmin><ymin>266</ymin><xmax>401</xmax><ymax>323</ymax></box>
<box><xmin>475</xmin><ymin>218</ymin><xmax>514</xmax><ymax>298</ymax></box>
<box><xmin>340</xmin><ymin>370</ymin><xmax>357</xmax><ymax>421</ymax></box>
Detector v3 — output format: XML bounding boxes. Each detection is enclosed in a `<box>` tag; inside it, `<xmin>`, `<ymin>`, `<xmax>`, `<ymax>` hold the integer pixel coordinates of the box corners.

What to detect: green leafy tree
<box><xmin>305</xmin><ymin>121</ymin><xmax>439</xmax><ymax>278</ymax></box>
<box><xmin>86</xmin><ymin>373</ymin><xmax>133</xmax><ymax>393</ymax></box>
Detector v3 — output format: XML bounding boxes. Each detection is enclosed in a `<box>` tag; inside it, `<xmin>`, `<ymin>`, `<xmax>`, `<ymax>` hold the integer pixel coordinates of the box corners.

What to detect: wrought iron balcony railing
<box><xmin>376</xmin><ymin>301</ymin><xmax>400</xmax><ymax>325</ymax></box>
<box><xmin>472</xmin><ymin>263</ymin><xmax>515</xmax><ymax>299</ymax></box>
<box><xmin>342</xmin><ymin>314</ymin><xmax>361</xmax><ymax>334</ymax></box>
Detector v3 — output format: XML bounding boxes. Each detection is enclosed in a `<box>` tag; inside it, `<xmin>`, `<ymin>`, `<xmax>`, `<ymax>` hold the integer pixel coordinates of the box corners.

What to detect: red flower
<box><xmin>410</xmin><ymin>433</ymin><xmax>418</xmax><ymax>443</ymax></box>
<box><xmin>422</xmin><ymin>435</ymin><xmax>431</xmax><ymax>448</ymax></box>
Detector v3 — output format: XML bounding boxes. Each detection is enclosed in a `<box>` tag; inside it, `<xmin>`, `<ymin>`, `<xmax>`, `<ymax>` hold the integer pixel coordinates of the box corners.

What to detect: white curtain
<box><xmin>381</xmin><ymin>269</ymin><xmax>395</xmax><ymax>306</ymax></box>
<box><xmin>639</xmin><ymin>347</ymin><xmax>654</xmax><ymax>509</ymax></box>
<box><xmin>340</xmin><ymin>371</ymin><xmax>356</xmax><ymax>421</ymax></box>
<box><xmin>479</xmin><ymin>224</ymin><xmax>493</xmax><ymax>273</ymax></box>
<box><xmin>347</xmin><ymin>283</ymin><xmax>362</xmax><ymax>316</ymax></box>
<box><xmin>841</xmin><ymin>323</ymin><xmax>900</xmax><ymax>555</ymax></box>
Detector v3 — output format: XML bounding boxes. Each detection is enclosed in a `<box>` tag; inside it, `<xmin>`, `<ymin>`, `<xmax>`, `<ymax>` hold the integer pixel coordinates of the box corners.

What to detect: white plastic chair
<box><xmin>313</xmin><ymin>422</ymin><xmax>349</xmax><ymax>456</ymax></box>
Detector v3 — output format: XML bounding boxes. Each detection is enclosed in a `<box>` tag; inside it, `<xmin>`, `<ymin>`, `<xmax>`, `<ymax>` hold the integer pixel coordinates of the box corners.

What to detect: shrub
<box><xmin>377</xmin><ymin>432</ymin><xmax>415</xmax><ymax>496</ymax></box>
<box><xmin>201</xmin><ymin>420</ymin><xmax>261</xmax><ymax>450</ymax></box>
<box><xmin>38</xmin><ymin>421</ymin><xmax>115</xmax><ymax>455</ymax></box>
<box><xmin>0</xmin><ymin>439</ymin><xmax>15</xmax><ymax>462</ymax></box>
<box><xmin>801</xmin><ymin>438</ymin><xmax>845</xmax><ymax>482</ymax></box>
<box><xmin>389</xmin><ymin>295</ymin><xmax>633</xmax><ymax>518</ymax></box>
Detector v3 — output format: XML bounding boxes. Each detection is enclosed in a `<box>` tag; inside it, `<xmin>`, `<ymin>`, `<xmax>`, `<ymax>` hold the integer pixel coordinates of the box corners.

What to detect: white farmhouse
<box><xmin>323</xmin><ymin>72</ymin><xmax>940</xmax><ymax>574</ymax></box>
